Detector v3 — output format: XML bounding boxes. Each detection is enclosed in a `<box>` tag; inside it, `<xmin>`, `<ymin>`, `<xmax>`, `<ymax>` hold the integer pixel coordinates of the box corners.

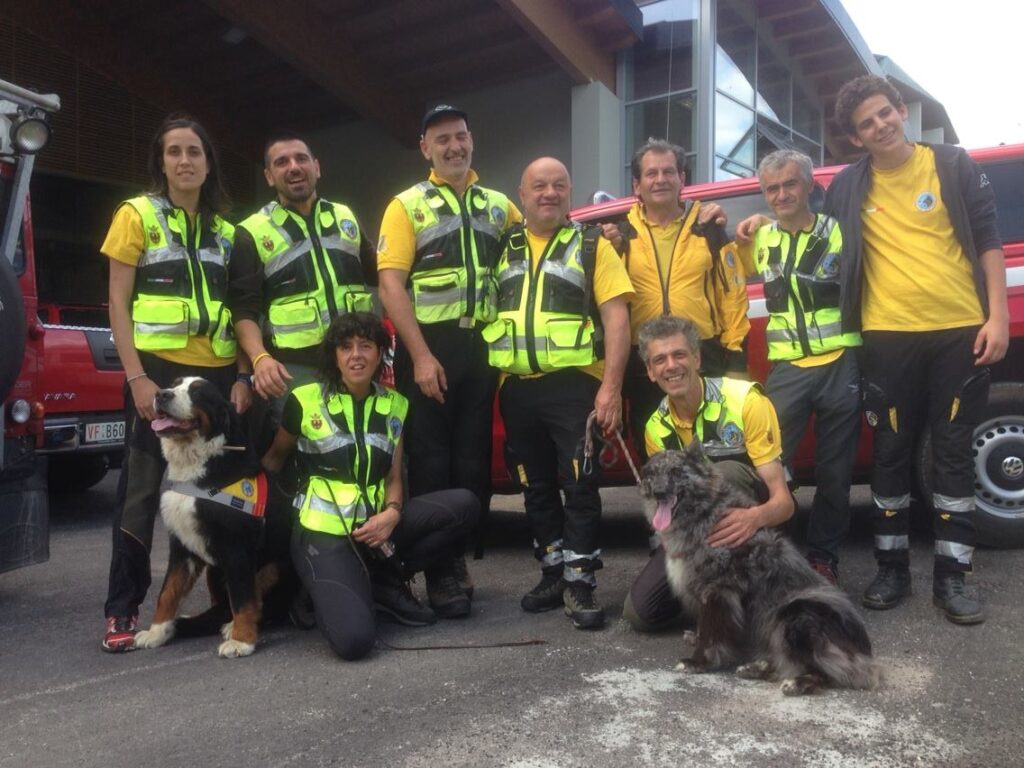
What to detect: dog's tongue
<box><xmin>152</xmin><ymin>416</ymin><xmax>185</xmax><ymax>432</ymax></box>
<box><xmin>652</xmin><ymin>498</ymin><xmax>675</xmax><ymax>531</ymax></box>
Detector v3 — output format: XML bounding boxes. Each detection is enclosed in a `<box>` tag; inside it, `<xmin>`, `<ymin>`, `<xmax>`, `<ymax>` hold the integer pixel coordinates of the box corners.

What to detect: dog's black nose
<box><xmin>155</xmin><ymin>389</ymin><xmax>174</xmax><ymax>406</ymax></box>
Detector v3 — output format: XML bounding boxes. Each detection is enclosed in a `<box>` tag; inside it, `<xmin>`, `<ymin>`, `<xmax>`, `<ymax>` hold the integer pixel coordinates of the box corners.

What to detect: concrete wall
<box><xmin>307</xmin><ymin>69</ymin><xmax>575</xmax><ymax>239</ymax></box>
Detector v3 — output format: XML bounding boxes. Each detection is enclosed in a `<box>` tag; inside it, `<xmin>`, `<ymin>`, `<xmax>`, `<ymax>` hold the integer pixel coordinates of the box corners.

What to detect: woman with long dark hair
<box><xmin>101</xmin><ymin>115</ymin><xmax>252</xmax><ymax>652</ymax></box>
<box><xmin>262</xmin><ymin>312</ymin><xmax>478</xmax><ymax>660</ymax></box>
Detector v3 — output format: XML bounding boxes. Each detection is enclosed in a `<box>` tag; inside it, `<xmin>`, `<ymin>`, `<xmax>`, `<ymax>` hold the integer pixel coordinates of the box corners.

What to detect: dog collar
<box><xmin>168</xmin><ymin>473</ymin><xmax>268</xmax><ymax>518</ymax></box>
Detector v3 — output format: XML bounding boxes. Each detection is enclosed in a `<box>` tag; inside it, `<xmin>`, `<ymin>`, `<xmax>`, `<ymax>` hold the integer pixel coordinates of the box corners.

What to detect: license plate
<box><xmin>85</xmin><ymin>420</ymin><xmax>125</xmax><ymax>444</ymax></box>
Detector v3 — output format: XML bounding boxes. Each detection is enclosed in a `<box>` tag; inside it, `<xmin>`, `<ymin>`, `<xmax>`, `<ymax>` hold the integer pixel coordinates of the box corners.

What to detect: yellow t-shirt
<box><xmin>861</xmin><ymin>144</ymin><xmax>983</xmax><ymax>332</ymax></box>
<box><xmin>645</xmin><ymin>384</ymin><xmax>783</xmax><ymax>467</ymax></box>
<box><xmin>101</xmin><ymin>204</ymin><xmax>224</xmax><ymax>368</ymax></box>
<box><xmin>376</xmin><ymin>169</ymin><xmax>522</xmax><ymax>272</ymax></box>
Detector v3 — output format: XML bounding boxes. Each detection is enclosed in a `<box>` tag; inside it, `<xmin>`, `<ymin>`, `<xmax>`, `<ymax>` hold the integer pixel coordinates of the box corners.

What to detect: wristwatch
<box><xmin>236</xmin><ymin>373</ymin><xmax>253</xmax><ymax>386</ymax></box>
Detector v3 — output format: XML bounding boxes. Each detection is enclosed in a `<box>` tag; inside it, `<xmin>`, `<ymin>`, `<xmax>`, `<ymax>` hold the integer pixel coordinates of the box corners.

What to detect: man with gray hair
<box><xmin>624</xmin><ymin>315</ymin><xmax>792</xmax><ymax>631</ymax></box>
<box><xmin>737</xmin><ymin>148</ymin><xmax>863</xmax><ymax>585</ymax></box>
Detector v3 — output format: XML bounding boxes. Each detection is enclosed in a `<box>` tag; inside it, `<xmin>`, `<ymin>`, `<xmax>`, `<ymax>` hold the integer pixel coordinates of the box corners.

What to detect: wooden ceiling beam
<box><xmin>495</xmin><ymin>0</ymin><xmax>623</xmax><ymax>93</ymax></box>
<box><xmin>202</xmin><ymin>0</ymin><xmax>421</xmax><ymax>147</ymax></box>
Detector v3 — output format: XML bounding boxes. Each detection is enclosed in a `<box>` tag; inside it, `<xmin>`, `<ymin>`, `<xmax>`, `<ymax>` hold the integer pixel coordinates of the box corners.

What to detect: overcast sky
<box><xmin>841</xmin><ymin>0</ymin><xmax>1024</xmax><ymax>148</ymax></box>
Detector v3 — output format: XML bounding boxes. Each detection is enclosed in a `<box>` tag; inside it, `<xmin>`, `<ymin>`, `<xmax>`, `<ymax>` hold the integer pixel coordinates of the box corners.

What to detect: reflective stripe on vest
<box><xmin>397</xmin><ymin>180</ymin><xmax>509</xmax><ymax>324</ymax></box>
<box><xmin>646</xmin><ymin>377</ymin><xmax>758</xmax><ymax>464</ymax></box>
<box><xmin>291</xmin><ymin>381</ymin><xmax>408</xmax><ymax>536</ymax></box>
<box><xmin>238</xmin><ymin>199</ymin><xmax>371</xmax><ymax>350</ymax></box>
<box><xmin>128</xmin><ymin>195</ymin><xmax>236</xmax><ymax>357</ymax></box>
<box><xmin>481</xmin><ymin>223</ymin><xmax>600</xmax><ymax>375</ymax></box>
<box><xmin>754</xmin><ymin>214</ymin><xmax>861</xmax><ymax>361</ymax></box>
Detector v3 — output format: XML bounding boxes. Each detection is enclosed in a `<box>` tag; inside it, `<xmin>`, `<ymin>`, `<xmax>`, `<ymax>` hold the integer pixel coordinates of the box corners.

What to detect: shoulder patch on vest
<box><xmin>341</xmin><ymin>219</ymin><xmax>358</xmax><ymax>239</ymax></box>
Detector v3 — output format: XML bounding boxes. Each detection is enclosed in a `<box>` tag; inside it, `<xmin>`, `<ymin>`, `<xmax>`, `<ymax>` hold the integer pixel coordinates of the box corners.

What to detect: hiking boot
<box><xmin>862</xmin><ymin>565</ymin><xmax>911</xmax><ymax>610</ymax></box>
<box><xmin>808</xmin><ymin>558</ymin><xmax>839</xmax><ymax>587</ymax></box>
<box><xmin>563</xmin><ymin>581</ymin><xmax>605</xmax><ymax>630</ymax></box>
<box><xmin>426</xmin><ymin>572</ymin><xmax>471</xmax><ymax>619</ymax></box>
<box><xmin>372</xmin><ymin>578</ymin><xmax>437</xmax><ymax>627</ymax></box>
<box><xmin>933</xmin><ymin>574</ymin><xmax>985</xmax><ymax>625</ymax></box>
<box><xmin>102</xmin><ymin>615</ymin><xmax>138</xmax><ymax>653</ymax></box>
<box><xmin>521</xmin><ymin>567</ymin><xmax>566</xmax><ymax>613</ymax></box>
<box><xmin>451</xmin><ymin>554</ymin><xmax>474</xmax><ymax>599</ymax></box>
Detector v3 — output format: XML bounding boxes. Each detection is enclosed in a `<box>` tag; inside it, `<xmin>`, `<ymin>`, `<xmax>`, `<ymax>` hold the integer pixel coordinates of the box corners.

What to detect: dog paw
<box><xmin>220</xmin><ymin>621</ymin><xmax>234</xmax><ymax>641</ymax></box>
<box><xmin>736</xmin><ymin>660</ymin><xmax>771</xmax><ymax>680</ymax></box>
<box><xmin>681</xmin><ymin>629</ymin><xmax>697</xmax><ymax>646</ymax></box>
<box><xmin>133</xmin><ymin>621</ymin><xmax>174</xmax><ymax>649</ymax></box>
<box><xmin>674</xmin><ymin>658</ymin><xmax>706</xmax><ymax>674</ymax></box>
<box><xmin>218</xmin><ymin>639</ymin><xmax>255</xmax><ymax>658</ymax></box>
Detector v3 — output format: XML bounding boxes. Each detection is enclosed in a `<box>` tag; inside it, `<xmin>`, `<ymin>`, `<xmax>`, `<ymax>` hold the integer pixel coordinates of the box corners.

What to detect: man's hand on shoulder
<box><xmin>697</xmin><ymin>202</ymin><xmax>727</xmax><ymax>228</ymax></box>
<box><xmin>735</xmin><ymin>213</ymin><xmax>771</xmax><ymax>244</ymax></box>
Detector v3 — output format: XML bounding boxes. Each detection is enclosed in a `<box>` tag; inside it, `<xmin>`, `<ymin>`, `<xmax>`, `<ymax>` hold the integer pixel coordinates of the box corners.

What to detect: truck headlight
<box><xmin>10</xmin><ymin>109</ymin><xmax>51</xmax><ymax>154</ymax></box>
<box><xmin>9</xmin><ymin>399</ymin><xmax>31</xmax><ymax>423</ymax></box>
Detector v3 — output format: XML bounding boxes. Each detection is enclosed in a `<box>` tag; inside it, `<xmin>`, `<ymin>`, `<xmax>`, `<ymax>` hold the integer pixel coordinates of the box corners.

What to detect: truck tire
<box><xmin>48</xmin><ymin>454</ymin><xmax>110</xmax><ymax>493</ymax></box>
<box><xmin>916</xmin><ymin>382</ymin><xmax>1024</xmax><ymax>548</ymax></box>
<box><xmin>0</xmin><ymin>253</ymin><xmax>26</xmax><ymax>402</ymax></box>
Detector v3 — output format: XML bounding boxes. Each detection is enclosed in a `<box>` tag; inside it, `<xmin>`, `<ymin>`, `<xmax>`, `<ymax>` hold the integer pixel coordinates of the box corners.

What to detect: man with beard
<box><xmin>228</xmin><ymin>133</ymin><xmax>376</xmax><ymax>419</ymax></box>
<box><xmin>377</xmin><ymin>106</ymin><xmax>522</xmax><ymax>615</ymax></box>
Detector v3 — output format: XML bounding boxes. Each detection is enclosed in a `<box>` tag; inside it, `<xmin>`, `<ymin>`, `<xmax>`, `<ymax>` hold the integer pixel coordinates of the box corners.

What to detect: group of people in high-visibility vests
<box><xmin>101</xmin><ymin>72</ymin><xmax>1008</xmax><ymax>658</ymax></box>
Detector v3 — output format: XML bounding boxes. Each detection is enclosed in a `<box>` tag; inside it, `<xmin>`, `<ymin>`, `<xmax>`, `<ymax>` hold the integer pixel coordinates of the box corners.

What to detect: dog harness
<box><xmin>168</xmin><ymin>473</ymin><xmax>269</xmax><ymax>518</ymax></box>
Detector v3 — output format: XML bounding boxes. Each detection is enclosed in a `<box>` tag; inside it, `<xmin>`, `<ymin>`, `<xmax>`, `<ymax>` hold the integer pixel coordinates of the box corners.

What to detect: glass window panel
<box><xmin>628</xmin><ymin>0</ymin><xmax>700</xmax><ymax>101</ymax></box>
<box><xmin>715</xmin><ymin>1</ymin><xmax>755</xmax><ymax>106</ymax></box>
<box><xmin>715</xmin><ymin>94</ymin><xmax>755</xmax><ymax>168</ymax></box>
<box><xmin>756</xmin><ymin>37</ymin><xmax>790</xmax><ymax>125</ymax></box>
<box><xmin>983</xmin><ymin>159</ymin><xmax>1024</xmax><ymax>244</ymax></box>
<box><xmin>792</xmin><ymin>84</ymin><xmax>821</xmax><ymax>141</ymax></box>
<box><xmin>714</xmin><ymin>159</ymin><xmax>750</xmax><ymax>181</ymax></box>
<box><xmin>626</xmin><ymin>93</ymin><xmax>698</xmax><ymax>158</ymax></box>
<box><xmin>791</xmin><ymin>132</ymin><xmax>822</xmax><ymax>166</ymax></box>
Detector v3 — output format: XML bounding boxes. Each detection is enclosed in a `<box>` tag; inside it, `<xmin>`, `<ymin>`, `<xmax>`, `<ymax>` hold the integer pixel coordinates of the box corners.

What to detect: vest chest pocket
<box><xmin>268</xmin><ymin>297</ymin><xmax>323</xmax><ymax>348</ymax></box>
<box><xmin>342</xmin><ymin>289</ymin><xmax>374</xmax><ymax>313</ymax></box>
<box><xmin>132</xmin><ymin>299</ymin><xmax>190</xmax><ymax>350</ymax></box>
<box><xmin>410</xmin><ymin>270</ymin><xmax>465</xmax><ymax>322</ymax></box>
<box><xmin>481</xmin><ymin>318</ymin><xmax>516</xmax><ymax>369</ymax></box>
<box><xmin>208</xmin><ymin>304</ymin><xmax>237</xmax><ymax>358</ymax></box>
<box><xmin>761</xmin><ymin>262</ymin><xmax>789</xmax><ymax>313</ymax></box>
<box><xmin>545</xmin><ymin>318</ymin><xmax>594</xmax><ymax>368</ymax></box>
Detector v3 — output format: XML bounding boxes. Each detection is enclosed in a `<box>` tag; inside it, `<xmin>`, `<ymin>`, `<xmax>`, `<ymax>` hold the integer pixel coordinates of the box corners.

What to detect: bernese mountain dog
<box><xmin>132</xmin><ymin>376</ymin><xmax>293</xmax><ymax>658</ymax></box>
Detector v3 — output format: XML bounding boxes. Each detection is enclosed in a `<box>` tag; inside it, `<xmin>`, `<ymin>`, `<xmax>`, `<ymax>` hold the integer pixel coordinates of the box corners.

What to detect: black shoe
<box><xmin>373</xmin><ymin>579</ymin><xmax>437</xmax><ymax>627</ymax></box>
<box><xmin>563</xmin><ymin>581</ymin><xmax>605</xmax><ymax>630</ymax></box>
<box><xmin>862</xmin><ymin>565</ymin><xmax>912</xmax><ymax>609</ymax></box>
<box><xmin>521</xmin><ymin>568</ymin><xmax>566</xmax><ymax>613</ymax></box>
<box><xmin>426</xmin><ymin>572</ymin><xmax>471</xmax><ymax>619</ymax></box>
<box><xmin>451</xmin><ymin>554</ymin><xmax>474</xmax><ymax>599</ymax></box>
<box><xmin>933</xmin><ymin>574</ymin><xmax>985</xmax><ymax>625</ymax></box>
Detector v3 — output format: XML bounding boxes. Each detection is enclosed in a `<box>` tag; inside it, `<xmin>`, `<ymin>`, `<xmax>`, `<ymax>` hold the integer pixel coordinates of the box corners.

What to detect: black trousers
<box><xmin>290</xmin><ymin>489</ymin><xmax>479</xmax><ymax>660</ymax></box>
<box><xmin>624</xmin><ymin>460</ymin><xmax>766</xmax><ymax>631</ymax></box>
<box><xmin>625</xmin><ymin>338</ymin><xmax>746</xmax><ymax>462</ymax></box>
<box><xmin>395</xmin><ymin>323</ymin><xmax>496</xmax><ymax>516</ymax></box>
<box><xmin>765</xmin><ymin>350</ymin><xmax>862</xmax><ymax>564</ymax></box>
<box><xmin>861</xmin><ymin>328</ymin><xmax>988</xmax><ymax>576</ymax></box>
<box><xmin>103</xmin><ymin>354</ymin><xmax>236</xmax><ymax>619</ymax></box>
<box><xmin>499</xmin><ymin>368</ymin><xmax>603</xmax><ymax>577</ymax></box>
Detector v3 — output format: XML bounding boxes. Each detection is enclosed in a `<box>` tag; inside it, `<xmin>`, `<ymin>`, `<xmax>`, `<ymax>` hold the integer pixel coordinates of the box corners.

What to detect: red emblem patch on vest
<box><xmin>148</xmin><ymin>226</ymin><xmax>161</xmax><ymax>245</ymax></box>
<box><xmin>311</xmin><ymin>415</ymin><xmax>323</xmax><ymax>430</ymax></box>
<box><xmin>261</xmin><ymin>235</ymin><xmax>275</xmax><ymax>252</ymax></box>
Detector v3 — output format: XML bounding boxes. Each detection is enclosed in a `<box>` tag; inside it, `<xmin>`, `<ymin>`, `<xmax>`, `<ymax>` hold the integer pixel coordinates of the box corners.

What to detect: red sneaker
<box><xmin>102</xmin><ymin>615</ymin><xmax>138</xmax><ymax>653</ymax></box>
<box><xmin>809</xmin><ymin>559</ymin><xmax>840</xmax><ymax>587</ymax></box>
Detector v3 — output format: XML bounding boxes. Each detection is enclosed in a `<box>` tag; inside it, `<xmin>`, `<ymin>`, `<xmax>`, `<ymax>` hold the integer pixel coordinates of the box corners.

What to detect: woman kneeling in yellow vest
<box><xmin>261</xmin><ymin>312</ymin><xmax>478</xmax><ymax>660</ymax></box>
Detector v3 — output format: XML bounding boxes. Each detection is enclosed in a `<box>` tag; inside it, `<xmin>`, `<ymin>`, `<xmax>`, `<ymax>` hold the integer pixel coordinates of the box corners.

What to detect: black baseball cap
<box><xmin>421</xmin><ymin>104</ymin><xmax>469</xmax><ymax>135</ymax></box>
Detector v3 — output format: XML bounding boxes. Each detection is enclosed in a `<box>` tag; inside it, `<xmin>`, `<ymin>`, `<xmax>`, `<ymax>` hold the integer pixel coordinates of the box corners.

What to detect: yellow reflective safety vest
<box><xmin>291</xmin><ymin>381</ymin><xmax>408</xmax><ymax>537</ymax></box>
<box><xmin>754</xmin><ymin>214</ymin><xmax>862</xmax><ymax>361</ymax></box>
<box><xmin>128</xmin><ymin>195</ymin><xmax>236</xmax><ymax>357</ymax></box>
<box><xmin>238</xmin><ymin>198</ymin><xmax>371</xmax><ymax>350</ymax></box>
<box><xmin>396</xmin><ymin>180</ymin><xmax>509</xmax><ymax>325</ymax></box>
<box><xmin>481</xmin><ymin>223</ymin><xmax>603</xmax><ymax>375</ymax></box>
<box><xmin>645</xmin><ymin>377</ymin><xmax>758</xmax><ymax>464</ymax></box>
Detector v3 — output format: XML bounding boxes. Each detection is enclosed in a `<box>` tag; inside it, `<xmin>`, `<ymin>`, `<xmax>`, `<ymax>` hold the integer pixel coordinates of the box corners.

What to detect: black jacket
<box><xmin>823</xmin><ymin>143</ymin><xmax>1002</xmax><ymax>333</ymax></box>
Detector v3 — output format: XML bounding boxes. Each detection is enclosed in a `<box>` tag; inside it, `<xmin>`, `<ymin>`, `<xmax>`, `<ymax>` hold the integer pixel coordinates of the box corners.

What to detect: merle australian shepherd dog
<box><xmin>132</xmin><ymin>377</ymin><xmax>293</xmax><ymax>658</ymax></box>
<box><xmin>641</xmin><ymin>446</ymin><xmax>882</xmax><ymax>695</ymax></box>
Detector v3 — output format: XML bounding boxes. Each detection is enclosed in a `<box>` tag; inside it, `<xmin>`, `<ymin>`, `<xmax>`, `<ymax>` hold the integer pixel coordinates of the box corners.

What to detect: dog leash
<box><xmin>582</xmin><ymin>410</ymin><xmax>642</xmax><ymax>487</ymax></box>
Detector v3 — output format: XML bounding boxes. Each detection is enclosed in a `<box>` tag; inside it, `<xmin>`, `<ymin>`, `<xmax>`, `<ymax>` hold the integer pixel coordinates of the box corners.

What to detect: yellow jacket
<box><xmin>623</xmin><ymin>201</ymin><xmax>749</xmax><ymax>350</ymax></box>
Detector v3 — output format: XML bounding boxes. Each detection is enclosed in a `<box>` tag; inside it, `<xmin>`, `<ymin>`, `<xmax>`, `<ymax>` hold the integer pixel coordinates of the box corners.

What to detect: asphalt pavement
<box><xmin>1</xmin><ymin>473</ymin><xmax>1022</xmax><ymax>768</ymax></box>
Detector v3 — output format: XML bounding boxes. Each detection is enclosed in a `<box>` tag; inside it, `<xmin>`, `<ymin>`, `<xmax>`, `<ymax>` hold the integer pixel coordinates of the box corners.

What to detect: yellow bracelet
<box><xmin>251</xmin><ymin>352</ymin><xmax>272</xmax><ymax>369</ymax></box>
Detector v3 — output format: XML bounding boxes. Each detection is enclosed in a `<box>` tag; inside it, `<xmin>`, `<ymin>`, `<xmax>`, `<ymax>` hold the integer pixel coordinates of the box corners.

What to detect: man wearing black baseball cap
<box><xmin>377</xmin><ymin>105</ymin><xmax>521</xmax><ymax>616</ymax></box>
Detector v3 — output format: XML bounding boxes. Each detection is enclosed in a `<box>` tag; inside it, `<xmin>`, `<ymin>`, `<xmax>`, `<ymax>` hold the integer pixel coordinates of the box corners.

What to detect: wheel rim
<box><xmin>973</xmin><ymin>414</ymin><xmax>1024</xmax><ymax>520</ymax></box>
